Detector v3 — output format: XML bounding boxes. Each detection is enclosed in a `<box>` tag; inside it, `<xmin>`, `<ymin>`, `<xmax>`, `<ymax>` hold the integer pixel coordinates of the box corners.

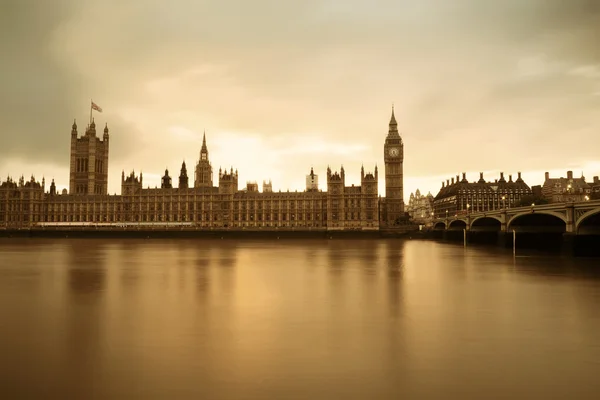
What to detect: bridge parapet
<box><xmin>433</xmin><ymin>199</ymin><xmax>600</xmax><ymax>234</ymax></box>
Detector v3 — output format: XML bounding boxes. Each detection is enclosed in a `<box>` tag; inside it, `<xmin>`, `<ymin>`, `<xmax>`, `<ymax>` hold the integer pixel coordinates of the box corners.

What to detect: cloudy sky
<box><xmin>2</xmin><ymin>0</ymin><xmax>600</xmax><ymax>198</ymax></box>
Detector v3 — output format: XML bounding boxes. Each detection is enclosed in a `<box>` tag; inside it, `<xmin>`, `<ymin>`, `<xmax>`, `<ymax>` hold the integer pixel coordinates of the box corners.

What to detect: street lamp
<box><xmin>466</xmin><ymin>203</ymin><xmax>470</xmax><ymax>215</ymax></box>
<box><xmin>501</xmin><ymin>195</ymin><xmax>506</xmax><ymax>209</ymax></box>
<box><xmin>585</xmin><ymin>195</ymin><xmax>590</xmax><ymax>201</ymax></box>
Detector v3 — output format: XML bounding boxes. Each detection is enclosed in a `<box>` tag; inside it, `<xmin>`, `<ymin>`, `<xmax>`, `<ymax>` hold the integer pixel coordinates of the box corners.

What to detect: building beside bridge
<box><xmin>433</xmin><ymin>172</ymin><xmax>532</xmax><ymax>218</ymax></box>
<box><xmin>592</xmin><ymin>176</ymin><xmax>600</xmax><ymax>199</ymax></box>
<box><xmin>541</xmin><ymin>170</ymin><xmax>593</xmax><ymax>203</ymax></box>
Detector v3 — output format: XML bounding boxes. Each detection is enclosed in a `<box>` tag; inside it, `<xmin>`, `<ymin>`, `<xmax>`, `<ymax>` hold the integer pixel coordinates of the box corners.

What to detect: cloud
<box><xmin>1</xmin><ymin>0</ymin><xmax>600</xmax><ymax>200</ymax></box>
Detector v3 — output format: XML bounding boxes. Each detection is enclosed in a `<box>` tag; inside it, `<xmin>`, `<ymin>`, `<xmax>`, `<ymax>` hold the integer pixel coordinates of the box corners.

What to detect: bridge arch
<box><xmin>470</xmin><ymin>216</ymin><xmax>502</xmax><ymax>230</ymax></box>
<box><xmin>507</xmin><ymin>211</ymin><xmax>567</xmax><ymax>228</ymax></box>
<box><xmin>576</xmin><ymin>208</ymin><xmax>600</xmax><ymax>234</ymax></box>
<box><xmin>433</xmin><ymin>221</ymin><xmax>446</xmax><ymax>230</ymax></box>
<box><xmin>448</xmin><ymin>220</ymin><xmax>467</xmax><ymax>230</ymax></box>
<box><xmin>507</xmin><ymin>212</ymin><xmax>566</xmax><ymax>232</ymax></box>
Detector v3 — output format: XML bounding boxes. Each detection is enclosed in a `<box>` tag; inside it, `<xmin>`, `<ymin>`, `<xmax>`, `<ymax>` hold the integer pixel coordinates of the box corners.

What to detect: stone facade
<box><xmin>541</xmin><ymin>170</ymin><xmax>593</xmax><ymax>203</ymax></box>
<box><xmin>406</xmin><ymin>189</ymin><xmax>434</xmax><ymax>225</ymax></box>
<box><xmin>1</xmin><ymin>118</ymin><xmax>386</xmax><ymax>230</ymax></box>
<box><xmin>592</xmin><ymin>176</ymin><xmax>600</xmax><ymax>200</ymax></box>
<box><xmin>433</xmin><ymin>172</ymin><xmax>532</xmax><ymax>218</ymax></box>
<box><xmin>383</xmin><ymin>107</ymin><xmax>405</xmax><ymax>225</ymax></box>
<box><xmin>69</xmin><ymin>119</ymin><xmax>109</xmax><ymax>195</ymax></box>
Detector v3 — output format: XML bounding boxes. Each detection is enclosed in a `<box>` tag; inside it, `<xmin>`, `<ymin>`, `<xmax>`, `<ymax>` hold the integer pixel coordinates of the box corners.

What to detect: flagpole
<box><xmin>90</xmin><ymin>99</ymin><xmax>93</xmax><ymax>125</ymax></box>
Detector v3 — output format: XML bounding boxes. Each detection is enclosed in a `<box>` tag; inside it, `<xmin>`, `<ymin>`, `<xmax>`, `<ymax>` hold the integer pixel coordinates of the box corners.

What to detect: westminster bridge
<box><xmin>432</xmin><ymin>199</ymin><xmax>600</xmax><ymax>256</ymax></box>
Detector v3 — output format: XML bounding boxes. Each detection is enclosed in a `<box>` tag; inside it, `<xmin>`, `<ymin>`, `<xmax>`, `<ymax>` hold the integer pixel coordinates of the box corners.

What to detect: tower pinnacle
<box><xmin>389</xmin><ymin>105</ymin><xmax>397</xmax><ymax>127</ymax></box>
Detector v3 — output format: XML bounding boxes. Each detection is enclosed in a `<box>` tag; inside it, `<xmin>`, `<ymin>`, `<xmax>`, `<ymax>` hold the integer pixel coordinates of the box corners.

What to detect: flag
<box><xmin>91</xmin><ymin>101</ymin><xmax>103</xmax><ymax>112</ymax></box>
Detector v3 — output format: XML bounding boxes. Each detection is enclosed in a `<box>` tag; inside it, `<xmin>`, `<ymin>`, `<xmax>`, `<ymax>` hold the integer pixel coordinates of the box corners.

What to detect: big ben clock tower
<box><xmin>384</xmin><ymin>106</ymin><xmax>404</xmax><ymax>225</ymax></box>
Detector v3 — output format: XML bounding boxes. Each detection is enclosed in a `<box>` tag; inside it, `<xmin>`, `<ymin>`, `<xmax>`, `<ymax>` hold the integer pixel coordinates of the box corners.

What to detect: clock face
<box><xmin>388</xmin><ymin>147</ymin><xmax>399</xmax><ymax>157</ymax></box>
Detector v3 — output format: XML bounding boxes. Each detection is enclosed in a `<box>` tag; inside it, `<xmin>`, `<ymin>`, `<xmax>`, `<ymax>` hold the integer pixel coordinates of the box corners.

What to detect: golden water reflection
<box><xmin>0</xmin><ymin>239</ymin><xmax>599</xmax><ymax>399</ymax></box>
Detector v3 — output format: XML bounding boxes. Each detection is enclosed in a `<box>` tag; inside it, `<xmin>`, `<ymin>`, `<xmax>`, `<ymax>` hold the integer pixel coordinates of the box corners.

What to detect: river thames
<box><xmin>1</xmin><ymin>238</ymin><xmax>599</xmax><ymax>399</ymax></box>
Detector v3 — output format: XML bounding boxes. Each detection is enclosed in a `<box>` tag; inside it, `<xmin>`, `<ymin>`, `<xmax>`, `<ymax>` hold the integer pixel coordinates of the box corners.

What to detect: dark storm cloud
<box><xmin>0</xmin><ymin>1</ymin><xmax>81</xmax><ymax>163</ymax></box>
<box><xmin>0</xmin><ymin>0</ymin><xmax>142</xmax><ymax>166</ymax></box>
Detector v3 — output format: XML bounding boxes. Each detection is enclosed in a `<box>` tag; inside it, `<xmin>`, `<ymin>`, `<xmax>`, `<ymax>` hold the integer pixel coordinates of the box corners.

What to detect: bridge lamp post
<box><xmin>466</xmin><ymin>203</ymin><xmax>470</xmax><ymax>215</ymax></box>
<box><xmin>502</xmin><ymin>195</ymin><xmax>506</xmax><ymax>210</ymax></box>
<box><xmin>585</xmin><ymin>195</ymin><xmax>590</xmax><ymax>201</ymax></box>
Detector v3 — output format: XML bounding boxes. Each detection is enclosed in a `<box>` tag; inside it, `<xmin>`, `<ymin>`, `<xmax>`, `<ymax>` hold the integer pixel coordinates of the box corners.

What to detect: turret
<box><xmin>71</xmin><ymin>119</ymin><xmax>78</xmax><ymax>137</ymax></box>
<box><xmin>87</xmin><ymin>118</ymin><xmax>96</xmax><ymax>137</ymax></box>
<box><xmin>161</xmin><ymin>168</ymin><xmax>172</xmax><ymax>189</ymax></box>
<box><xmin>179</xmin><ymin>161</ymin><xmax>189</xmax><ymax>189</ymax></box>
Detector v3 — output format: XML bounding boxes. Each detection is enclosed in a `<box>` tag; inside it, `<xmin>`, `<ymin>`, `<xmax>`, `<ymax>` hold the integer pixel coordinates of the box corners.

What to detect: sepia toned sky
<box><xmin>1</xmin><ymin>0</ymin><xmax>600</xmax><ymax>198</ymax></box>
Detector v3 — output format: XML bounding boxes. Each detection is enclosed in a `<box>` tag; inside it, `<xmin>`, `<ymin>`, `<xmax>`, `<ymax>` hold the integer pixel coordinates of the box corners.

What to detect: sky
<box><xmin>1</xmin><ymin>0</ymin><xmax>600</xmax><ymax>199</ymax></box>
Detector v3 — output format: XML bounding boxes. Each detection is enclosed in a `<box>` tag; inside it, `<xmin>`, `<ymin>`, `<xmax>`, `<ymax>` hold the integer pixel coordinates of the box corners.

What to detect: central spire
<box><xmin>387</xmin><ymin>105</ymin><xmax>399</xmax><ymax>137</ymax></box>
<box><xmin>389</xmin><ymin>104</ymin><xmax>397</xmax><ymax>127</ymax></box>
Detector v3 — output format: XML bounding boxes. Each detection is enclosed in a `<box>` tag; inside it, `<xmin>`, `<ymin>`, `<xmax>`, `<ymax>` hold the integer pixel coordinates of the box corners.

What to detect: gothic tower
<box><xmin>194</xmin><ymin>132</ymin><xmax>213</xmax><ymax>188</ymax></box>
<box><xmin>69</xmin><ymin>119</ymin><xmax>110</xmax><ymax>195</ymax></box>
<box><xmin>384</xmin><ymin>106</ymin><xmax>404</xmax><ymax>225</ymax></box>
<box><xmin>161</xmin><ymin>169</ymin><xmax>172</xmax><ymax>189</ymax></box>
<box><xmin>179</xmin><ymin>161</ymin><xmax>189</xmax><ymax>189</ymax></box>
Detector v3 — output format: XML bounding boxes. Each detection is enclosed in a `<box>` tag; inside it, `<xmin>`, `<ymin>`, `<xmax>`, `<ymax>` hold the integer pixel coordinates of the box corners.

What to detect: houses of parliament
<box><xmin>0</xmin><ymin>110</ymin><xmax>405</xmax><ymax>230</ymax></box>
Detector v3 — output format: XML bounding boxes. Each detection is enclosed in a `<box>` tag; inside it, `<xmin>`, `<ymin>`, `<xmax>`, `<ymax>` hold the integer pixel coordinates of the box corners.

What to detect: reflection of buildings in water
<box><xmin>304</xmin><ymin>245</ymin><xmax>319</xmax><ymax>268</ymax></box>
<box><xmin>214</xmin><ymin>243</ymin><xmax>239</xmax><ymax>297</ymax></box>
<box><xmin>193</xmin><ymin>243</ymin><xmax>215</xmax><ymax>295</ymax></box>
<box><xmin>218</xmin><ymin>242</ymin><xmax>238</xmax><ymax>268</ymax></box>
<box><xmin>384</xmin><ymin>240</ymin><xmax>404</xmax><ymax>318</ymax></box>
<box><xmin>64</xmin><ymin>241</ymin><xmax>107</xmax><ymax>397</ymax></box>
<box><xmin>361</xmin><ymin>240</ymin><xmax>379</xmax><ymax>276</ymax></box>
<box><xmin>66</xmin><ymin>241</ymin><xmax>106</xmax><ymax>294</ymax></box>
<box><xmin>326</xmin><ymin>241</ymin><xmax>348</xmax><ymax>276</ymax></box>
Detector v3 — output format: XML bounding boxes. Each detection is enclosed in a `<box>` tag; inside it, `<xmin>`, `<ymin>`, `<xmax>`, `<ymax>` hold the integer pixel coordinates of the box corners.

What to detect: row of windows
<box><xmin>75</xmin><ymin>158</ymin><xmax>105</xmax><ymax>174</ymax></box>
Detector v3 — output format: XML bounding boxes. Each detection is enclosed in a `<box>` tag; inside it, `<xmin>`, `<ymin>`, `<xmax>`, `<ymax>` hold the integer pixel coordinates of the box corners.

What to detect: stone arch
<box><xmin>507</xmin><ymin>211</ymin><xmax>567</xmax><ymax>228</ymax></box>
<box><xmin>576</xmin><ymin>208</ymin><xmax>600</xmax><ymax>234</ymax></box>
<box><xmin>507</xmin><ymin>212</ymin><xmax>566</xmax><ymax>232</ymax></box>
<box><xmin>448</xmin><ymin>219</ymin><xmax>467</xmax><ymax>230</ymax></box>
<box><xmin>433</xmin><ymin>222</ymin><xmax>446</xmax><ymax>230</ymax></box>
<box><xmin>471</xmin><ymin>216</ymin><xmax>502</xmax><ymax>230</ymax></box>
<box><xmin>471</xmin><ymin>215</ymin><xmax>502</xmax><ymax>226</ymax></box>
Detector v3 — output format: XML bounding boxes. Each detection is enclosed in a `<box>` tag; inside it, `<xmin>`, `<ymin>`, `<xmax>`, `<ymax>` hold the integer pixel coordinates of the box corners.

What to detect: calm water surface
<box><xmin>1</xmin><ymin>239</ymin><xmax>599</xmax><ymax>399</ymax></box>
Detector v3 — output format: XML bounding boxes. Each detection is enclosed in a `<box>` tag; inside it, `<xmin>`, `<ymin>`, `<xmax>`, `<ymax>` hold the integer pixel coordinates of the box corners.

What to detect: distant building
<box><xmin>245</xmin><ymin>182</ymin><xmax>259</xmax><ymax>192</ymax></box>
<box><xmin>306</xmin><ymin>168</ymin><xmax>318</xmax><ymax>192</ymax></box>
<box><xmin>433</xmin><ymin>172</ymin><xmax>532</xmax><ymax>218</ymax></box>
<box><xmin>406</xmin><ymin>189</ymin><xmax>434</xmax><ymax>225</ymax></box>
<box><xmin>592</xmin><ymin>176</ymin><xmax>600</xmax><ymax>200</ymax></box>
<box><xmin>541</xmin><ymin>170</ymin><xmax>592</xmax><ymax>202</ymax></box>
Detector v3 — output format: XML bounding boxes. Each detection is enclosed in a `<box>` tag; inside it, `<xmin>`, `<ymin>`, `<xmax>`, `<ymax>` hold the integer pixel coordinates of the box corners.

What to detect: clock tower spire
<box><xmin>383</xmin><ymin>105</ymin><xmax>404</xmax><ymax>225</ymax></box>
